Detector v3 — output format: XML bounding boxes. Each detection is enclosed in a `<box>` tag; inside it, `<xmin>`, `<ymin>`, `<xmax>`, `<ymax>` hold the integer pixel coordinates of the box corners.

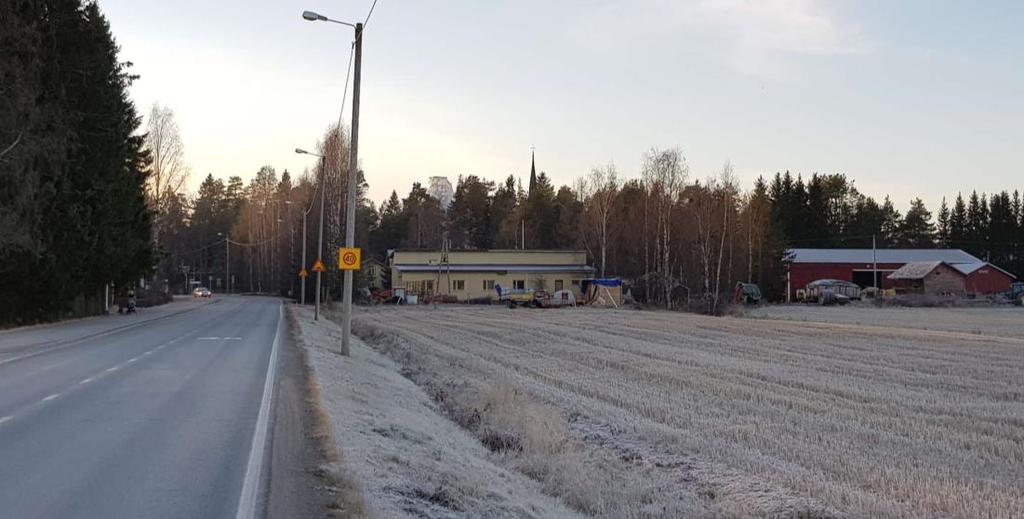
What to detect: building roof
<box><xmin>789</xmin><ymin>248</ymin><xmax>981</xmax><ymax>265</ymax></box>
<box><xmin>951</xmin><ymin>261</ymin><xmax>1017</xmax><ymax>279</ymax></box>
<box><xmin>887</xmin><ymin>261</ymin><xmax>964</xmax><ymax>280</ymax></box>
<box><xmin>393</xmin><ymin>264</ymin><xmax>595</xmax><ymax>274</ymax></box>
<box><xmin>392</xmin><ymin>249</ymin><xmax>587</xmax><ymax>254</ymax></box>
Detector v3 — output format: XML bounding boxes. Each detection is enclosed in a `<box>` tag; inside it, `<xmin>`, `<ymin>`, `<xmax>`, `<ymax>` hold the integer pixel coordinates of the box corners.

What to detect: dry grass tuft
<box><xmin>356</xmin><ymin>319</ymin><xmax>706</xmax><ymax>518</ymax></box>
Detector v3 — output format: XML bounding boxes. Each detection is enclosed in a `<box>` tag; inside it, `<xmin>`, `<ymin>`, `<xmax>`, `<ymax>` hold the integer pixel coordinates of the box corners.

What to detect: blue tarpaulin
<box><xmin>588</xmin><ymin>278</ymin><xmax>623</xmax><ymax>287</ymax></box>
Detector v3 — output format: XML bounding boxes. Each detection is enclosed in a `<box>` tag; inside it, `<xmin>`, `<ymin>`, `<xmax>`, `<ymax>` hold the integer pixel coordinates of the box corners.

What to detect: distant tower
<box><xmin>427</xmin><ymin>176</ymin><xmax>454</xmax><ymax>208</ymax></box>
<box><xmin>528</xmin><ymin>147</ymin><xmax>537</xmax><ymax>194</ymax></box>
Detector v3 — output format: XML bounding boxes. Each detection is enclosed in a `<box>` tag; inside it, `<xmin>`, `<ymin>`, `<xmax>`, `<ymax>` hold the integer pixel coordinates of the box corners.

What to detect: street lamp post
<box><xmin>301</xmin><ymin>211</ymin><xmax>307</xmax><ymax>304</ymax></box>
<box><xmin>296</xmin><ymin>149</ymin><xmax>326</xmax><ymax>320</ymax></box>
<box><xmin>303</xmin><ymin>9</ymin><xmax>362</xmax><ymax>355</ymax></box>
<box><xmin>218</xmin><ymin>232</ymin><xmax>229</xmax><ymax>294</ymax></box>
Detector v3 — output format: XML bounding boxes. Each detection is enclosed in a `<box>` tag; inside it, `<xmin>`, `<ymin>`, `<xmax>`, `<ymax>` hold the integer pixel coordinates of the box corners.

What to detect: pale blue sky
<box><xmin>100</xmin><ymin>0</ymin><xmax>1023</xmax><ymax>210</ymax></box>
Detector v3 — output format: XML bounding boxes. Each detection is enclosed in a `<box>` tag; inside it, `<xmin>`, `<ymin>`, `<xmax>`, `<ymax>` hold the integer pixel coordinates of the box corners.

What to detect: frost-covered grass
<box><xmin>354</xmin><ymin>305</ymin><xmax>1024</xmax><ymax>519</ymax></box>
<box><xmin>749</xmin><ymin>303</ymin><xmax>1024</xmax><ymax>338</ymax></box>
<box><xmin>292</xmin><ymin>305</ymin><xmax>582</xmax><ymax>519</ymax></box>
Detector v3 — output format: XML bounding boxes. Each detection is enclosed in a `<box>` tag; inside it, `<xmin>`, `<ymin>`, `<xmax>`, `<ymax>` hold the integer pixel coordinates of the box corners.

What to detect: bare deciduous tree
<box><xmin>579</xmin><ymin>163</ymin><xmax>619</xmax><ymax>278</ymax></box>
<box><xmin>641</xmin><ymin>148</ymin><xmax>687</xmax><ymax>308</ymax></box>
<box><xmin>144</xmin><ymin>103</ymin><xmax>189</xmax><ymax>215</ymax></box>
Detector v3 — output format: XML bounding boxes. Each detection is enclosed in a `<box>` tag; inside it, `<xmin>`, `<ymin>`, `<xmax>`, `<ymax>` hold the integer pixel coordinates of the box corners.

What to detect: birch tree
<box><xmin>580</xmin><ymin>163</ymin><xmax>619</xmax><ymax>278</ymax></box>
<box><xmin>144</xmin><ymin>103</ymin><xmax>189</xmax><ymax>215</ymax></box>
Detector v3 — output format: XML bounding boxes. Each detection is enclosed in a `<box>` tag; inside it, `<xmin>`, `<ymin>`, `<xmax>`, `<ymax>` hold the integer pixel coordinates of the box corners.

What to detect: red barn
<box><xmin>956</xmin><ymin>262</ymin><xmax>1018</xmax><ymax>295</ymax></box>
<box><xmin>786</xmin><ymin>249</ymin><xmax>1016</xmax><ymax>301</ymax></box>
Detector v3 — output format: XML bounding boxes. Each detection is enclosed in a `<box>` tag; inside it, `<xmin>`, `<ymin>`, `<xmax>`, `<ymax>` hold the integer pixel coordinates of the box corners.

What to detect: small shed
<box><xmin>953</xmin><ymin>262</ymin><xmax>1017</xmax><ymax>295</ymax></box>
<box><xmin>887</xmin><ymin>261</ymin><xmax>965</xmax><ymax>296</ymax></box>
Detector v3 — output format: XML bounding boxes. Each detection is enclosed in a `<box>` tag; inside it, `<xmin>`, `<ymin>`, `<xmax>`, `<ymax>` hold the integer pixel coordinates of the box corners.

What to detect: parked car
<box><xmin>733</xmin><ymin>282</ymin><xmax>762</xmax><ymax>305</ymax></box>
<box><xmin>1007</xmin><ymin>282</ymin><xmax>1024</xmax><ymax>306</ymax></box>
<box><xmin>192</xmin><ymin>287</ymin><xmax>212</xmax><ymax>298</ymax></box>
<box><xmin>805</xmin><ymin>279</ymin><xmax>860</xmax><ymax>303</ymax></box>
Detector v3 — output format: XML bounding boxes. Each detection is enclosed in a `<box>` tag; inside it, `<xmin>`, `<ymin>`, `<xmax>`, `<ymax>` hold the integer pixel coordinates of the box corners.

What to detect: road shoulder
<box><xmin>265</xmin><ymin>304</ymin><xmax>358</xmax><ymax>518</ymax></box>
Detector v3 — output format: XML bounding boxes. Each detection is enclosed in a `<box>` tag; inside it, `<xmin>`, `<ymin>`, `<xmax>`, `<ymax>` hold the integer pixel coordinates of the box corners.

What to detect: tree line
<box><xmin>1</xmin><ymin>0</ymin><xmax>152</xmax><ymax>325</ymax></box>
<box><xmin>150</xmin><ymin>128</ymin><xmax>1024</xmax><ymax>313</ymax></box>
<box><xmin>7</xmin><ymin>2</ymin><xmax>1019</xmax><ymax>322</ymax></box>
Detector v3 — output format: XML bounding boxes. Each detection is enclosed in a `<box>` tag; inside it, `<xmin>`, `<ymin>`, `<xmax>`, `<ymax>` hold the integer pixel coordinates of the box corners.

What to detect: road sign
<box><xmin>338</xmin><ymin>247</ymin><xmax>361</xmax><ymax>270</ymax></box>
<box><xmin>298</xmin><ymin>267</ymin><xmax>309</xmax><ymax>278</ymax></box>
<box><xmin>312</xmin><ymin>259</ymin><xmax>325</xmax><ymax>273</ymax></box>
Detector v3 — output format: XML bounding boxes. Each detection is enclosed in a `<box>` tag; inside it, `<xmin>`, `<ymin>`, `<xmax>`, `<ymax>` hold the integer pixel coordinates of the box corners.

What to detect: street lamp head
<box><xmin>302</xmin><ymin>10</ymin><xmax>326</xmax><ymax>22</ymax></box>
<box><xmin>295</xmin><ymin>148</ymin><xmax>307</xmax><ymax>154</ymax></box>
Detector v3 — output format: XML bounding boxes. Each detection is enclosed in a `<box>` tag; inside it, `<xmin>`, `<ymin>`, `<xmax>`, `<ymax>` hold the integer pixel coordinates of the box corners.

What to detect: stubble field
<box><xmin>353</xmin><ymin>304</ymin><xmax>1024</xmax><ymax>518</ymax></box>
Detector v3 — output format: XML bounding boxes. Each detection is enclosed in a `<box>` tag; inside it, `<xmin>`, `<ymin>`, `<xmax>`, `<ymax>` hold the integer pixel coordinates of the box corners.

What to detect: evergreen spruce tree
<box><xmin>936</xmin><ymin>197</ymin><xmax>950</xmax><ymax>247</ymax></box>
<box><xmin>898</xmin><ymin>198</ymin><xmax>936</xmax><ymax>248</ymax></box>
<box><xmin>950</xmin><ymin>193</ymin><xmax>968</xmax><ymax>250</ymax></box>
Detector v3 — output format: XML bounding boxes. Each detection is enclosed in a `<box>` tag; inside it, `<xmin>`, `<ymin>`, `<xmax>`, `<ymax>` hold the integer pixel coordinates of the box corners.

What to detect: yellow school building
<box><xmin>389</xmin><ymin>250</ymin><xmax>594</xmax><ymax>301</ymax></box>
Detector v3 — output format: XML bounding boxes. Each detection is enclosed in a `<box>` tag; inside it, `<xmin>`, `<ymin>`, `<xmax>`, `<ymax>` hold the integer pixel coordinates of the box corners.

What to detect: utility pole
<box><xmin>315</xmin><ymin>154</ymin><xmax>326</xmax><ymax>320</ymax></box>
<box><xmin>225</xmin><ymin>235</ymin><xmax>230</xmax><ymax>294</ymax></box>
<box><xmin>872</xmin><ymin>234</ymin><xmax>878</xmax><ymax>290</ymax></box>
<box><xmin>340</xmin><ymin>22</ymin><xmax>362</xmax><ymax>356</ymax></box>
<box><xmin>301</xmin><ymin>212</ymin><xmax>307</xmax><ymax>305</ymax></box>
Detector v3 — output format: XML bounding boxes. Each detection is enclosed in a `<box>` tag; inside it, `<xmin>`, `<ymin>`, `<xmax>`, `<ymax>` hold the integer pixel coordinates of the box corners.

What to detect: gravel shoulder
<box><xmin>289</xmin><ymin>305</ymin><xmax>582</xmax><ymax>519</ymax></box>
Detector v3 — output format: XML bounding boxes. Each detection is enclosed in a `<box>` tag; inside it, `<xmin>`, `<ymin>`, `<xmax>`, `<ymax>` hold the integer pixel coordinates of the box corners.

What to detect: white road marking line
<box><xmin>235</xmin><ymin>305</ymin><xmax>282</xmax><ymax>519</ymax></box>
<box><xmin>106</xmin><ymin>366</ymin><xmax>119</xmax><ymax>372</ymax></box>
<box><xmin>143</xmin><ymin>351</ymin><xmax>152</xmax><ymax>356</ymax></box>
<box><xmin>127</xmin><ymin>357</ymin><xmax>138</xmax><ymax>363</ymax></box>
<box><xmin>79</xmin><ymin>378</ymin><xmax>93</xmax><ymax>385</ymax></box>
<box><xmin>226</xmin><ymin>337</ymin><xmax>243</xmax><ymax>340</ymax></box>
<box><xmin>198</xmin><ymin>337</ymin><xmax>220</xmax><ymax>340</ymax></box>
<box><xmin>41</xmin><ymin>394</ymin><xmax>60</xmax><ymax>402</ymax></box>
<box><xmin>0</xmin><ymin>416</ymin><xmax>12</xmax><ymax>425</ymax></box>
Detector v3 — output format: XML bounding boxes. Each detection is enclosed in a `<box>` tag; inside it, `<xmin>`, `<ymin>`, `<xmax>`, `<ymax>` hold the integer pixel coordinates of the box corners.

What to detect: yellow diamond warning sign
<box><xmin>338</xmin><ymin>247</ymin><xmax>361</xmax><ymax>270</ymax></box>
<box><xmin>298</xmin><ymin>267</ymin><xmax>309</xmax><ymax>278</ymax></box>
<box><xmin>312</xmin><ymin>259</ymin><xmax>325</xmax><ymax>273</ymax></box>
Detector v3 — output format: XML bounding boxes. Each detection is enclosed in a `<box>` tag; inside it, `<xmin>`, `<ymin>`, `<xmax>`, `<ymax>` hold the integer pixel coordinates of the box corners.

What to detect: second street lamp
<box><xmin>296</xmin><ymin>148</ymin><xmax>326</xmax><ymax>320</ymax></box>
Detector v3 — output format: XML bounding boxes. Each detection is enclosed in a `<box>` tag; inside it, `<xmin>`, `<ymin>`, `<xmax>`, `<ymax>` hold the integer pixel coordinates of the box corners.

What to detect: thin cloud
<box><xmin>693</xmin><ymin>0</ymin><xmax>867</xmax><ymax>81</ymax></box>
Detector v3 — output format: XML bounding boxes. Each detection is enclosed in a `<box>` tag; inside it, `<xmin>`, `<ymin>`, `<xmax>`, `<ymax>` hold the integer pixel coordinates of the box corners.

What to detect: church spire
<box><xmin>528</xmin><ymin>147</ymin><xmax>537</xmax><ymax>194</ymax></box>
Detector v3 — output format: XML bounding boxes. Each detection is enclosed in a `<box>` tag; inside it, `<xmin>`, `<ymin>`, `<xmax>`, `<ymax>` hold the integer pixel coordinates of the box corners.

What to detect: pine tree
<box><xmin>880</xmin><ymin>196</ymin><xmax>903</xmax><ymax>245</ymax></box>
<box><xmin>988</xmin><ymin>191</ymin><xmax>1015</xmax><ymax>267</ymax></box>
<box><xmin>898</xmin><ymin>198</ymin><xmax>936</xmax><ymax>248</ymax></box>
<box><xmin>936</xmin><ymin>197</ymin><xmax>950</xmax><ymax>247</ymax></box>
<box><xmin>491</xmin><ymin>175</ymin><xmax>518</xmax><ymax>248</ymax></box>
<box><xmin>372</xmin><ymin>190</ymin><xmax>407</xmax><ymax>258</ymax></box>
<box><xmin>950</xmin><ymin>193</ymin><xmax>968</xmax><ymax>250</ymax></box>
<box><xmin>448</xmin><ymin>175</ymin><xmax>495</xmax><ymax>249</ymax></box>
<box><xmin>525</xmin><ymin>172</ymin><xmax>558</xmax><ymax>248</ymax></box>
<box><xmin>32</xmin><ymin>0</ymin><xmax>152</xmax><ymax>321</ymax></box>
<box><xmin>966</xmin><ymin>191</ymin><xmax>984</xmax><ymax>256</ymax></box>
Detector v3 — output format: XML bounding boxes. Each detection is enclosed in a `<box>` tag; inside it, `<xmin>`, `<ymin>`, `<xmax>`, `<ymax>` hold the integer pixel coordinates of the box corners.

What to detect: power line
<box><xmin>364</xmin><ymin>0</ymin><xmax>379</xmax><ymax>27</ymax></box>
<box><xmin>177</xmin><ymin>238</ymin><xmax>226</xmax><ymax>257</ymax></box>
<box><xmin>335</xmin><ymin>42</ymin><xmax>355</xmax><ymax>131</ymax></box>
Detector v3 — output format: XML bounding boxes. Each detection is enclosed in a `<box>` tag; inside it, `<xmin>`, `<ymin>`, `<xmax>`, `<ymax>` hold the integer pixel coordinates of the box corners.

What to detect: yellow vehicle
<box><xmin>496</xmin><ymin>284</ymin><xmax>534</xmax><ymax>308</ymax></box>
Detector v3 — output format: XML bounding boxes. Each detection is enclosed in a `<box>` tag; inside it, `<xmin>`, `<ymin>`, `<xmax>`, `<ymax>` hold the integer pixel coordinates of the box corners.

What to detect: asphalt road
<box><xmin>0</xmin><ymin>296</ymin><xmax>292</xmax><ymax>519</ymax></box>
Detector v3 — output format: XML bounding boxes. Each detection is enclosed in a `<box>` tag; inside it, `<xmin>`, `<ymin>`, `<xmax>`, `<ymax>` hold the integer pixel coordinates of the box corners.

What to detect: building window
<box><xmin>425</xmin><ymin>280</ymin><xmax>434</xmax><ymax>293</ymax></box>
<box><xmin>483</xmin><ymin>280</ymin><xmax>495</xmax><ymax>291</ymax></box>
<box><xmin>453</xmin><ymin>280</ymin><xmax>465</xmax><ymax>291</ymax></box>
<box><xmin>554</xmin><ymin>279</ymin><xmax>564</xmax><ymax>291</ymax></box>
<box><xmin>571</xmin><ymin>280</ymin><xmax>581</xmax><ymax>287</ymax></box>
<box><xmin>513</xmin><ymin>280</ymin><xmax>525</xmax><ymax>290</ymax></box>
